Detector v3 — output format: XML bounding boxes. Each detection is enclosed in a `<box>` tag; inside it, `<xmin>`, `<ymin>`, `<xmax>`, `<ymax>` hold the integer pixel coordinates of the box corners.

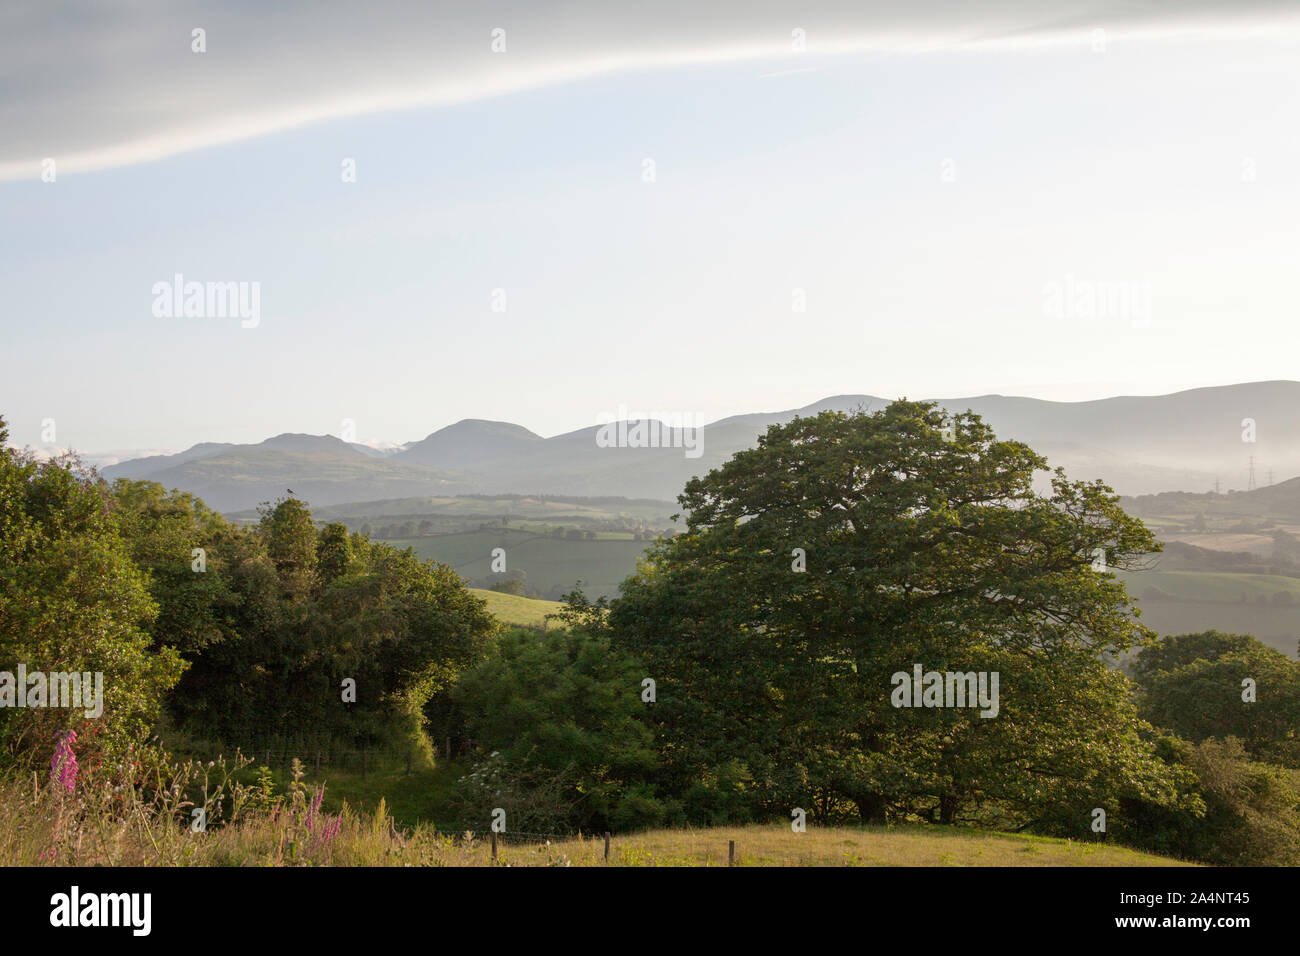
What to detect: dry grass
<box><xmin>1</xmin><ymin>761</ymin><xmax>1193</xmax><ymax>866</ymax></box>
<box><xmin>545</xmin><ymin>825</ymin><xmax>1195</xmax><ymax>867</ymax></box>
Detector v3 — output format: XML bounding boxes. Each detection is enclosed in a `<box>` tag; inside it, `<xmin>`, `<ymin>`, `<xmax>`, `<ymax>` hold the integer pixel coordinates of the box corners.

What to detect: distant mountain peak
<box><xmin>397</xmin><ymin>419</ymin><xmax>543</xmax><ymax>470</ymax></box>
<box><xmin>423</xmin><ymin>419</ymin><xmax>543</xmax><ymax>440</ymax></box>
<box><xmin>258</xmin><ymin>433</ymin><xmax>366</xmax><ymax>455</ymax></box>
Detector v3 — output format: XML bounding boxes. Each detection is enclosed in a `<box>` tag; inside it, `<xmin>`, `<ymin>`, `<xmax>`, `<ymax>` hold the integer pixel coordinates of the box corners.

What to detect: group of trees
<box><xmin>447</xmin><ymin>402</ymin><xmax>1300</xmax><ymax>861</ymax></box>
<box><xmin>1121</xmin><ymin>632</ymin><xmax>1300</xmax><ymax>864</ymax></box>
<box><xmin>0</xmin><ymin>420</ymin><xmax>183</xmax><ymax>770</ymax></box>
<box><xmin>117</xmin><ymin>486</ymin><xmax>497</xmax><ymax>755</ymax></box>
<box><xmin>0</xmin><ymin>416</ymin><xmax>497</xmax><ymax>774</ymax></box>
<box><xmin>3</xmin><ymin>403</ymin><xmax>1297</xmax><ymax>863</ymax></box>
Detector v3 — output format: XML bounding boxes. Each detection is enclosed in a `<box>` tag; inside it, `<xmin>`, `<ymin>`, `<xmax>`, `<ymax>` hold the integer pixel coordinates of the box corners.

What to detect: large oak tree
<box><xmin>610</xmin><ymin>400</ymin><xmax>1182</xmax><ymax>829</ymax></box>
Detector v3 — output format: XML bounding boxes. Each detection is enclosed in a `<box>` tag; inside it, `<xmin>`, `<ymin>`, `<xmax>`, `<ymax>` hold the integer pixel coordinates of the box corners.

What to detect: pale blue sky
<box><xmin>2</xmin><ymin>10</ymin><xmax>1299</xmax><ymax>454</ymax></box>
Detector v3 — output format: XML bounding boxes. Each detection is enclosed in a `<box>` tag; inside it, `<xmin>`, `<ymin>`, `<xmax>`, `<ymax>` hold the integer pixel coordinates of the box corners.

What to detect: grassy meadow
<box><xmin>394</xmin><ymin>529</ymin><xmax>651</xmax><ymax>599</ymax></box>
<box><xmin>0</xmin><ymin>762</ymin><xmax>1189</xmax><ymax>867</ymax></box>
<box><xmin>470</xmin><ymin>588</ymin><xmax>566</xmax><ymax>628</ymax></box>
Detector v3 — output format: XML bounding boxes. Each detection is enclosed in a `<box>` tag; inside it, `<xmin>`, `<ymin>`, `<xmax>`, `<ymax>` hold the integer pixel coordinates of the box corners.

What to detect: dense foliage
<box><xmin>111</xmin><ymin>482</ymin><xmax>498</xmax><ymax>753</ymax></box>
<box><xmin>450</xmin><ymin>626</ymin><xmax>660</xmax><ymax>832</ymax></box>
<box><xmin>0</xmin><ymin>414</ymin><xmax>497</xmax><ymax>772</ymax></box>
<box><xmin>608</xmin><ymin>401</ymin><xmax>1181</xmax><ymax>831</ymax></box>
<box><xmin>1118</xmin><ymin>630</ymin><xmax>1300</xmax><ymax>864</ymax></box>
<box><xmin>1130</xmin><ymin>630</ymin><xmax>1300</xmax><ymax>768</ymax></box>
<box><xmin>0</xmin><ymin>423</ymin><xmax>183</xmax><ymax>769</ymax></box>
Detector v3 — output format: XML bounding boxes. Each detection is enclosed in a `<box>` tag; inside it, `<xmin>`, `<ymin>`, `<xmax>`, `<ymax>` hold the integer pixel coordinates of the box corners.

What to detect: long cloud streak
<box><xmin>1</xmin><ymin>0</ymin><xmax>1297</xmax><ymax>180</ymax></box>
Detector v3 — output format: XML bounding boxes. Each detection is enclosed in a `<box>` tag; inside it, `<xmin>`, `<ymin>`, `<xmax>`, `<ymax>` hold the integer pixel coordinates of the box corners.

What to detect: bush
<box><xmin>1123</xmin><ymin>737</ymin><xmax>1300</xmax><ymax>866</ymax></box>
<box><xmin>450</xmin><ymin>627</ymin><xmax>661</xmax><ymax>832</ymax></box>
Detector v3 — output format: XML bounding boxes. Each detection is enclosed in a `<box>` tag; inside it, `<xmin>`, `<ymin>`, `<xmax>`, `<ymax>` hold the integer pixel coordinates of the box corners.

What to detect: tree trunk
<box><xmin>938</xmin><ymin>793</ymin><xmax>959</xmax><ymax>826</ymax></box>
<box><xmin>855</xmin><ymin>794</ymin><xmax>887</xmax><ymax>824</ymax></box>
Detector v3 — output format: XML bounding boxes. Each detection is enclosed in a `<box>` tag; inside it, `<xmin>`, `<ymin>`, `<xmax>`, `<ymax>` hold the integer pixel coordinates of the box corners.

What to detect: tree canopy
<box><xmin>0</xmin><ymin>422</ymin><xmax>183</xmax><ymax>769</ymax></box>
<box><xmin>609</xmin><ymin>400</ymin><xmax>1178</xmax><ymax>827</ymax></box>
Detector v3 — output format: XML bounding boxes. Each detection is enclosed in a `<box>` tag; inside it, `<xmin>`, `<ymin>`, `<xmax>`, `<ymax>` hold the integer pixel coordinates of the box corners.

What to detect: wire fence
<box><xmin>402</xmin><ymin>828</ymin><xmax>750</xmax><ymax>866</ymax></box>
<box><xmin>181</xmin><ymin>739</ymin><xmax>469</xmax><ymax>778</ymax></box>
<box><xmin>243</xmin><ymin>748</ymin><xmax>419</xmax><ymax>776</ymax></box>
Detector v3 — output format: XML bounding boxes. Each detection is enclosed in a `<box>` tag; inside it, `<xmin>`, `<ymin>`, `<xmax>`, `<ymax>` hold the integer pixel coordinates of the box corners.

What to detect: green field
<box><xmin>394</xmin><ymin>529</ymin><xmax>652</xmax><ymax>599</ymax></box>
<box><xmin>440</xmin><ymin>554</ymin><xmax>1300</xmax><ymax>653</ymax></box>
<box><xmin>299</xmin><ymin>493</ymin><xmax>678</xmax><ymax>535</ymax></box>
<box><xmin>1117</xmin><ymin>569</ymin><xmax>1300</xmax><ymax>657</ymax></box>
<box><xmin>1117</xmin><ymin>569</ymin><xmax>1300</xmax><ymax>602</ymax></box>
<box><xmin>1127</xmin><ymin>601</ymin><xmax>1298</xmax><ymax>657</ymax></box>
<box><xmin>311</xmin><ymin>493</ymin><xmax>676</xmax><ymax>522</ymax></box>
<box><xmin>471</xmin><ymin>588</ymin><xmax>565</xmax><ymax>628</ymax></box>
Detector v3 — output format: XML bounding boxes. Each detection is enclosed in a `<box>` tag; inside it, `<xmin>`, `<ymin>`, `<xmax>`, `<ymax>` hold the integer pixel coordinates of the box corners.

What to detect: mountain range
<box><xmin>99</xmin><ymin>381</ymin><xmax>1300</xmax><ymax>512</ymax></box>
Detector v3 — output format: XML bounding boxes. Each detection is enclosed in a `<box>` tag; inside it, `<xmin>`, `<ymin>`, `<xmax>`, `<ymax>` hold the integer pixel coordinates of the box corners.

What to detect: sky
<box><xmin>2</xmin><ymin>1</ymin><xmax>1299</xmax><ymax>454</ymax></box>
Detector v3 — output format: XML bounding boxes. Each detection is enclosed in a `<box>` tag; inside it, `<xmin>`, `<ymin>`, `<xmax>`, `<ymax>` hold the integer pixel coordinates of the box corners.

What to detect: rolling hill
<box><xmin>104</xmin><ymin>434</ymin><xmax>465</xmax><ymax>512</ymax></box>
<box><xmin>470</xmin><ymin>588</ymin><xmax>566</xmax><ymax>629</ymax></box>
<box><xmin>100</xmin><ymin>381</ymin><xmax>1300</xmax><ymax>511</ymax></box>
<box><xmin>397</xmin><ymin>419</ymin><xmax>544</xmax><ymax>469</ymax></box>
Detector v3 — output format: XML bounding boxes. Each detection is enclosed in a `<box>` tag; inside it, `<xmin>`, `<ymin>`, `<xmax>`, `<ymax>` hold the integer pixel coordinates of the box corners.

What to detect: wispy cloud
<box><xmin>758</xmin><ymin>67</ymin><xmax>824</xmax><ymax>79</ymax></box>
<box><xmin>3</xmin><ymin>0</ymin><xmax>1296</xmax><ymax>180</ymax></box>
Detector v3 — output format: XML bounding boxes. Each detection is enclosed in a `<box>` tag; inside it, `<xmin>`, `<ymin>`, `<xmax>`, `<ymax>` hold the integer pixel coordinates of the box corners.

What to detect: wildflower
<box><xmin>306</xmin><ymin>785</ymin><xmax>325</xmax><ymax>833</ymax></box>
<box><xmin>49</xmin><ymin>730</ymin><xmax>78</xmax><ymax>793</ymax></box>
<box><xmin>303</xmin><ymin>785</ymin><xmax>343</xmax><ymax>850</ymax></box>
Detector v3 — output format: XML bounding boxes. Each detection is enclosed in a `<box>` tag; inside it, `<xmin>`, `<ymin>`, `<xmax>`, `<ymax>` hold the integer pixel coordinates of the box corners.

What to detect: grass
<box><xmin>5</xmin><ymin>742</ymin><xmax>1198</xmax><ymax>868</ymax></box>
<box><xmin>392</xmin><ymin>529</ymin><xmax>651</xmax><ymax>599</ymax></box>
<box><xmin>471</xmin><ymin>588</ymin><xmax>565</xmax><ymax>629</ymax></box>
<box><xmin>294</xmin><ymin>760</ymin><xmax>466</xmax><ymax>830</ymax></box>
<box><xmin>4</xmin><ymin>745</ymin><xmax>1199</xmax><ymax>867</ymax></box>
<box><xmin>151</xmin><ymin>756</ymin><xmax>1191</xmax><ymax>867</ymax></box>
<box><xmin>2</xmin><ymin>759</ymin><xmax>1196</xmax><ymax>868</ymax></box>
<box><xmin>4</xmin><ymin>764</ymin><xmax>1193</xmax><ymax>866</ymax></box>
<box><xmin>539</xmin><ymin>824</ymin><xmax>1193</xmax><ymax>867</ymax></box>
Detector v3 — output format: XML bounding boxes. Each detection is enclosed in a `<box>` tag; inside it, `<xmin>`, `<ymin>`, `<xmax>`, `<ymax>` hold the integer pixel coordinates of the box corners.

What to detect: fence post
<box><xmin>265</xmin><ymin>749</ymin><xmax>270</xmax><ymax>768</ymax></box>
<box><xmin>604</xmin><ymin>832</ymin><xmax>610</xmax><ymax>862</ymax></box>
<box><xmin>315</xmin><ymin>750</ymin><xmax>321</xmax><ymax>773</ymax></box>
<box><xmin>728</xmin><ymin>840</ymin><xmax>735</xmax><ymax>867</ymax></box>
<box><xmin>491</xmin><ymin>831</ymin><xmax>498</xmax><ymax>863</ymax></box>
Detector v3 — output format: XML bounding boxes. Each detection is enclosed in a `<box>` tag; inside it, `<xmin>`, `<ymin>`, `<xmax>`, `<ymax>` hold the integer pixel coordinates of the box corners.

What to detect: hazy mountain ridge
<box><xmin>99</xmin><ymin>382</ymin><xmax>1300</xmax><ymax>512</ymax></box>
<box><xmin>398</xmin><ymin>419</ymin><xmax>544</xmax><ymax>469</ymax></box>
